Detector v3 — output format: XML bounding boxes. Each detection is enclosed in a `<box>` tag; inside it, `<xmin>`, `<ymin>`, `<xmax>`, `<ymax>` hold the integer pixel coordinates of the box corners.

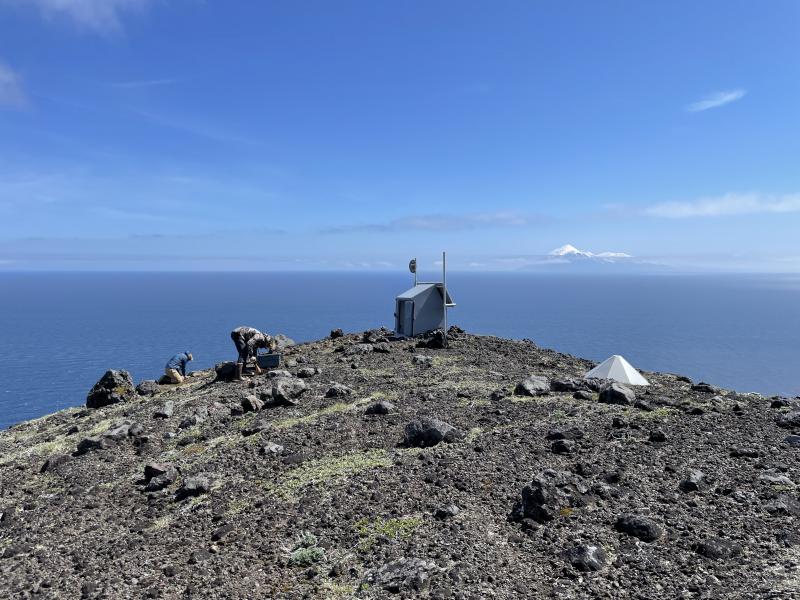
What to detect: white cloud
<box><xmin>686</xmin><ymin>89</ymin><xmax>746</xmax><ymax>112</ymax></box>
<box><xmin>18</xmin><ymin>0</ymin><xmax>151</xmax><ymax>34</ymax></box>
<box><xmin>0</xmin><ymin>59</ymin><xmax>27</xmax><ymax>109</ymax></box>
<box><xmin>644</xmin><ymin>192</ymin><xmax>800</xmax><ymax>218</ymax></box>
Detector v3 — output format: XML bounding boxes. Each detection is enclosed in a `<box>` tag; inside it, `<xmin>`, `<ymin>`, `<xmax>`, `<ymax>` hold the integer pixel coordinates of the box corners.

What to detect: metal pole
<box><xmin>442</xmin><ymin>251</ymin><xmax>448</xmax><ymax>348</ymax></box>
<box><xmin>414</xmin><ymin>257</ymin><xmax>417</xmax><ymax>286</ymax></box>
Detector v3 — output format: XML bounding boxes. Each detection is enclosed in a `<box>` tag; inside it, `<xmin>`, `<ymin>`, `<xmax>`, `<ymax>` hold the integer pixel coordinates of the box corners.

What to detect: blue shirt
<box><xmin>165</xmin><ymin>352</ymin><xmax>192</xmax><ymax>376</ymax></box>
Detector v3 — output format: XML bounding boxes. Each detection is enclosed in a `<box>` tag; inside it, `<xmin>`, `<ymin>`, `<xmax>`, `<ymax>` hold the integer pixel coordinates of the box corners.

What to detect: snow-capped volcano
<box><xmin>515</xmin><ymin>243</ymin><xmax>655</xmax><ymax>272</ymax></box>
<box><xmin>548</xmin><ymin>244</ymin><xmax>632</xmax><ymax>259</ymax></box>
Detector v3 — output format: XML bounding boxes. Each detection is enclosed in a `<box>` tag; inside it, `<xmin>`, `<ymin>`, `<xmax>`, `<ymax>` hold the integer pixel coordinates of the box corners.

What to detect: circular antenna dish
<box><xmin>408</xmin><ymin>259</ymin><xmax>417</xmax><ymax>274</ymax></box>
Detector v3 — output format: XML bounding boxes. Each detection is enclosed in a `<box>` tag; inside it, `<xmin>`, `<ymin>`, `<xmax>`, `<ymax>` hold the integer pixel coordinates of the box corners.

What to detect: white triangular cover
<box><xmin>584</xmin><ymin>355</ymin><xmax>649</xmax><ymax>386</ymax></box>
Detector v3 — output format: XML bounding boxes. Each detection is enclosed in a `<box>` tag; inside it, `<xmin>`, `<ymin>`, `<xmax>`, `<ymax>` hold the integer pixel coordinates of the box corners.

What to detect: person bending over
<box><xmin>230</xmin><ymin>326</ymin><xmax>275</xmax><ymax>380</ymax></box>
<box><xmin>165</xmin><ymin>351</ymin><xmax>193</xmax><ymax>384</ymax></box>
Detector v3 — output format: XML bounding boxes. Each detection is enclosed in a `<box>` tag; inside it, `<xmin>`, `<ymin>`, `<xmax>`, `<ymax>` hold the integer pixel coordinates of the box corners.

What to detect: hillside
<box><xmin>1</xmin><ymin>329</ymin><xmax>799</xmax><ymax>599</ymax></box>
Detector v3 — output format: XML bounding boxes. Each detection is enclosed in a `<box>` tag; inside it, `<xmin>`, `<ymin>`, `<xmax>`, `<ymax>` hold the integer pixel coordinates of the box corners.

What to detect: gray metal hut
<box><xmin>394</xmin><ymin>283</ymin><xmax>455</xmax><ymax>337</ymax></box>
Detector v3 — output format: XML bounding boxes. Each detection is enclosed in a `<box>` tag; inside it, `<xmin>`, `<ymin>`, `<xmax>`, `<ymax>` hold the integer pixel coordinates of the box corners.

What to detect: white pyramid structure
<box><xmin>584</xmin><ymin>355</ymin><xmax>650</xmax><ymax>386</ymax></box>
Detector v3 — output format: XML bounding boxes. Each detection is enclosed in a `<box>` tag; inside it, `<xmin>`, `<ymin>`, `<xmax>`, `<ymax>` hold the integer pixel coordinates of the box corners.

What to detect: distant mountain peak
<box><xmin>549</xmin><ymin>244</ymin><xmax>591</xmax><ymax>257</ymax></box>
<box><xmin>548</xmin><ymin>244</ymin><xmax>632</xmax><ymax>259</ymax></box>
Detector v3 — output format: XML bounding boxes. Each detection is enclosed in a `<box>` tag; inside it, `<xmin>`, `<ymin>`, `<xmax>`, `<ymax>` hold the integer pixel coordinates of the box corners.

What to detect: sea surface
<box><xmin>1</xmin><ymin>272</ymin><xmax>799</xmax><ymax>430</ymax></box>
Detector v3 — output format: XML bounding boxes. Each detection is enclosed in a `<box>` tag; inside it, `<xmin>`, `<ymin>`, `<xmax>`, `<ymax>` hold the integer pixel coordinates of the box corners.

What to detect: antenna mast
<box><xmin>442</xmin><ymin>251</ymin><xmax>448</xmax><ymax>348</ymax></box>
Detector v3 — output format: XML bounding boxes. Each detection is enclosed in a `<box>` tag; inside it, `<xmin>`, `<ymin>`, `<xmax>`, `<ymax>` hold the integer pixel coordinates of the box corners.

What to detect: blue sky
<box><xmin>0</xmin><ymin>1</ymin><xmax>798</xmax><ymax>271</ymax></box>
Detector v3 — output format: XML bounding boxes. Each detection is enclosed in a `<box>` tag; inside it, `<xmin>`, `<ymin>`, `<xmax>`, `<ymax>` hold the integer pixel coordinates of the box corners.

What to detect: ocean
<box><xmin>1</xmin><ymin>271</ymin><xmax>798</xmax><ymax>430</ymax></box>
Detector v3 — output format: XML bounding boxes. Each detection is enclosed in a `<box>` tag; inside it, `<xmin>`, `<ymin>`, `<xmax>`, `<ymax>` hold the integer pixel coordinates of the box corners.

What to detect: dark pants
<box><xmin>231</xmin><ymin>331</ymin><xmax>252</xmax><ymax>366</ymax></box>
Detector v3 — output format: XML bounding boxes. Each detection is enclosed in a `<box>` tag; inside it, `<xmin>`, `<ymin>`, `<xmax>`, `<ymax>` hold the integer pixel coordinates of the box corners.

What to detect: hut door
<box><xmin>400</xmin><ymin>300</ymin><xmax>414</xmax><ymax>335</ymax></box>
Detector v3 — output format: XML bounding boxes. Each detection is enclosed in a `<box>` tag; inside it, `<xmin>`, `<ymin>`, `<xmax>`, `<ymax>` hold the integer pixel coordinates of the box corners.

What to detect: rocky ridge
<box><xmin>1</xmin><ymin>329</ymin><xmax>799</xmax><ymax>599</ymax></box>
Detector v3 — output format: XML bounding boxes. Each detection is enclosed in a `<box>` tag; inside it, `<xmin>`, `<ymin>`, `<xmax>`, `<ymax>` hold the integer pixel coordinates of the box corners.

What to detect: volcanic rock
<box><xmin>514</xmin><ymin>375</ymin><xmax>550</xmax><ymax>397</ymax></box>
<box><xmin>694</xmin><ymin>537</ymin><xmax>742</xmax><ymax>561</ymax></box>
<box><xmin>564</xmin><ymin>544</ymin><xmax>608</xmax><ymax>572</ymax></box>
<box><xmin>153</xmin><ymin>401</ymin><xmax>174</xmax><ymax>419</ymax></box>
<box><xmin>614</xmin><ymin>514</ymin><xmax>663</xmax><ymax>542</ymax></box>
<box><xmin>365</xmin><ymin>401</ymin><xmax>395</xmax><ymax>415</ymax></box>
<box><xmin>598</xmin><ymin>382</ymin><xmax>635</xmax><ymax>405</ymax></box>
<box><xmin>325</xmin><ymin>383</ymin><xmax>354</xmax><ymax>399</ymax></box>
<box><xmin>403</xmin><ymin>417</ymin><xmax>461</xmax><ymax>447</ymax></box>
<box><xmin>370</xmin><ymin>558</ymin><xmax>439</xmax><ymax>593</ymax></box>
<box><xmin>511</xmin><ymin>470</ymin><xmax>593</xmax><ymax>523</ymax></box>
<box><xmin>272</xmin><ymin>377</ymin><xmax>306</xmax><ymax>404</ymax></box>
<box><xmin>135</xmin><ymin>380</ymin><xmax>160</xmax><ymax>397</ymax></box>
<box><xmin>777</xmin><ymin>410</ymin><xmax>800</xmax><ymax>429</ymax></box>
<box><xmin>176</xmin><ymin>476</ymin><xmax>211</xmax><ymax>500</ymax></box>
<box><xmin>86</xmin><ymin>370</ymin><xmax>135</xmax><ymax>409</ymax></box>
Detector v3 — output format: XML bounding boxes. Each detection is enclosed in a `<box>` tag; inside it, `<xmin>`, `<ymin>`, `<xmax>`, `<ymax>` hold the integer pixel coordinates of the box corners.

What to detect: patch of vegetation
<box><xmin>636</xmin><ymin>407</ymin><xmax>677</xmax><ymax>421</ymax></box>
<box><xmin>272</xmin><ymin>398</ymin><xmax>373</xmax><ymax>430</ymax></box>
<box><xmin>265</xmin><ymin>449</ymin><xmax>392</xmax><ymax>499</ymax></box>
<box><xmin>289</xmin><ymin>531</ymin><xmax>325</xmax><ymax>566</ymax></box>
<box><xmin>149</xmin><ymin>515</ymin><xmax>172</xmax><ymax>531</ymax></box>
<box><xmin>321</xmin><ymin>581</ymin><xmax>356</xmax><ymax>598</ymax></box>
<box><xmin>354</xmin><ymin>516</ymin><xmax>422</xmax><ymax>550</ymax></box>
<box><xmin>465</xmin><ymin>427</ymin><xmax>483</xmax><ymax>443</ymax></box>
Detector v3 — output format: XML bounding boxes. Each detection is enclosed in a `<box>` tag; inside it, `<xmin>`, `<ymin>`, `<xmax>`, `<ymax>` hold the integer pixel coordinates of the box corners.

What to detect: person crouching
<box><xmin>165</xmin><ymin>351</ymin><xmax>193</xmax><ymax>384</ymax></box>
<box><xmin>230</xmin><ymin>326</ymin><xmax>276</xmax><ymax>381</ymax></box>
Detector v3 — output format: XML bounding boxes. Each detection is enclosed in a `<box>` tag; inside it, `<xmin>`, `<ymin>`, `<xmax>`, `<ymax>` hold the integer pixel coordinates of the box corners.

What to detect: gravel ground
<box><xmin>1</xmin><ymin>328</ymin><xmax>799</xmax><ymax>599</ymax></box>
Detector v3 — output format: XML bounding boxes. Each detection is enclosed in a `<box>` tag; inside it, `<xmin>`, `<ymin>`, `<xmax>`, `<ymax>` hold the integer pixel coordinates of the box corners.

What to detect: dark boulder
<box><xmin>514</xmin><ymin>376</ymin><xmax>550</xmax><ymax>397</ymax></box>
<box><xmin>403</xmin><ymin>417</ymin><xmax>461</xmax><ymax>447</ymax></box>
<box><xmin>144</xmin><ymin>466</ymin><xmax>177</xmax><ymax>492</ymax></box>
<box><xmin>325</xmin><ymin>383</ymin><xmax>354</xmax><ymax>399</ymax></box>
<box><xmin>213</xmin><ymin>361</ymin><xmax>237</xmax><ymax>382</ymax></box>
<box><xmin>434</xmin><ymin>504</ymin><xmax>460</xmax><ymax>520</ymax></box>
<box><xmin>765</xmin><ymin>495</ymin><xmax>800</xmax><ymax>517</ymax></box>
<box><xmin>296</xmin><ymin>367</ymin><xmax>317</xmax><ymax>378</ymax></box>
<box><xmin>417</xmin><ymin>329</ymin><xmax>446</xmax><ymax>349</ymax></box>
<box><xmin>564</xmin><ymin>544</ymin><xmax>608</xmax><ymax>572</ymax></box>
<box><xmin>74</xmin><ymin>436</ymin><xmax>112</xmax><ymax>455</ymax></box>
<box><xmin>272</xmin><ymin>377</ymin><xmax>306</xmax><ymax>404</ymax></box>
<box><xmin>86</xmin><ymin>370</ymin><xmax>135</xmax><ymax>409</ymax></box>
<box><xmin>550</xmin><ymin>378</ymin><xmax>587</xmax><ymax>393</ymax></box>
<box><xmin>784</xmin><ymin>435</ymin><xmax>800</xmax><ymax>448</ymax></box>
<box><xmin>241</xmin><ymin>395</ymin><xmax>264</xmax><ymax>413</ymax></box>
<box><xmin>777</xmin><ymin>410</ymin><xmax>800</xmax><ymax>429</ymax></box>
<box><xmin>176</xmin><ymin>476</ymin><xmax>210</xmax><ymax>500</ymax></box>
<box><xmin>598</xmin><ymin>382</ymin><xmax>635</xmax><ymax>406</ymax></box>
<box><xmin>40</xmin><ymin>454</ymin><xmax>72</xmax><ymax>473</ymax></box>
<box><xmin>330</xmin><ymin>328</ymin><xmax>344</xmax><ymax>339</ymax></box>
<box><xmin>511</xmin><ymin>469</ymin><xmax>593</xmax><ymax>524</ymax></box>
<box><xmin>551</xmin><ymin>439</ymin><xmax>575</xmax><ymax>454</ymax></box>
<box><xmin>143</xmin><ymin>462</ymin><xmax>172</xmax><ymax>482</ymax></box>
<box><xmin>345</xmin><ymin>344</ymin><xmax>373</xmax><ymax>356</ymax></box>
<box><xmin>614</xmin><ymin>515</ymin><xmax>663</xmax><ymax>542</ymax></box>
<box><xmin>694</xmin><ymin>537</ymin><xmax>742</xmax><ymax>561</ymax></box>
<box><xmin>370</xmin><ymin>558</ymin><xmax>439</xmax><ymax>593</ymax></box>
<box><xmin>692</xmin><ymin>382</ymin><xmax>720</xmax><ymax>394</ymax></box>
<box><xmin>412</xmin><ymin>354</ymin><xmax>433</xmax><ymax>367</ymax></box>
<box><xmin>546</xmin><ymin>426</ymin><xmax>584</xmax><ymax>441</ymax></box>
<box><xmin>136</xmin><ymin>380</ymin><xmax>160</xmax><ymax>397</ymax></box>
<box><xmin>153</xmin><ymin>401</ymin><xmax>174</xmax><ymax>419</ymax></box>
<box><xmin>365</xmin><ymin>401</ymin><xmax>396</xmax><ymax>415</ymax></box>
<box><xmin>679</xmin><ymin>470</ymin><xmax>707</xmax><ymax>493</ymax></box>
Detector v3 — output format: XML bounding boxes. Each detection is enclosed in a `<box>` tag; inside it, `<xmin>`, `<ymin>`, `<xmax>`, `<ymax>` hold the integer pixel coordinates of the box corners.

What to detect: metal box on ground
<box><xmin>256</xmin><ymin>353</ymin><xmax>281</xmax><ymax>369</ymax></box>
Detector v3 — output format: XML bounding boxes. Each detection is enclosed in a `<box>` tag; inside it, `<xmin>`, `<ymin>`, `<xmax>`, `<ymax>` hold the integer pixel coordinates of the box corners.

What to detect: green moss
<box><xmin>636</xmin><ymin>406</ymin><xmax>677</xmax><ymax>420</ymax></box>
<box><xmin>465</xmin><ymin>427</ymin><xmax>483</xmax><ymax>443</ymax></box>
<box><xmin>264</xmin><ymin>449</ymin><xmax>392</xmax><ymax>499</ymax></box>
<box><xmin>272</xmin><ymin>398</ymin><xmax>373</xmax><ymax>430</ymax></box>
<box><xmin>354</xmin><ymin>515</ymin><xmax>422</xmax><ymax>550</ymax></box>
<box><xmin>289</xmin><ymin>546</ymin><xmax>325</xmax><ymax>566</ymax></box>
